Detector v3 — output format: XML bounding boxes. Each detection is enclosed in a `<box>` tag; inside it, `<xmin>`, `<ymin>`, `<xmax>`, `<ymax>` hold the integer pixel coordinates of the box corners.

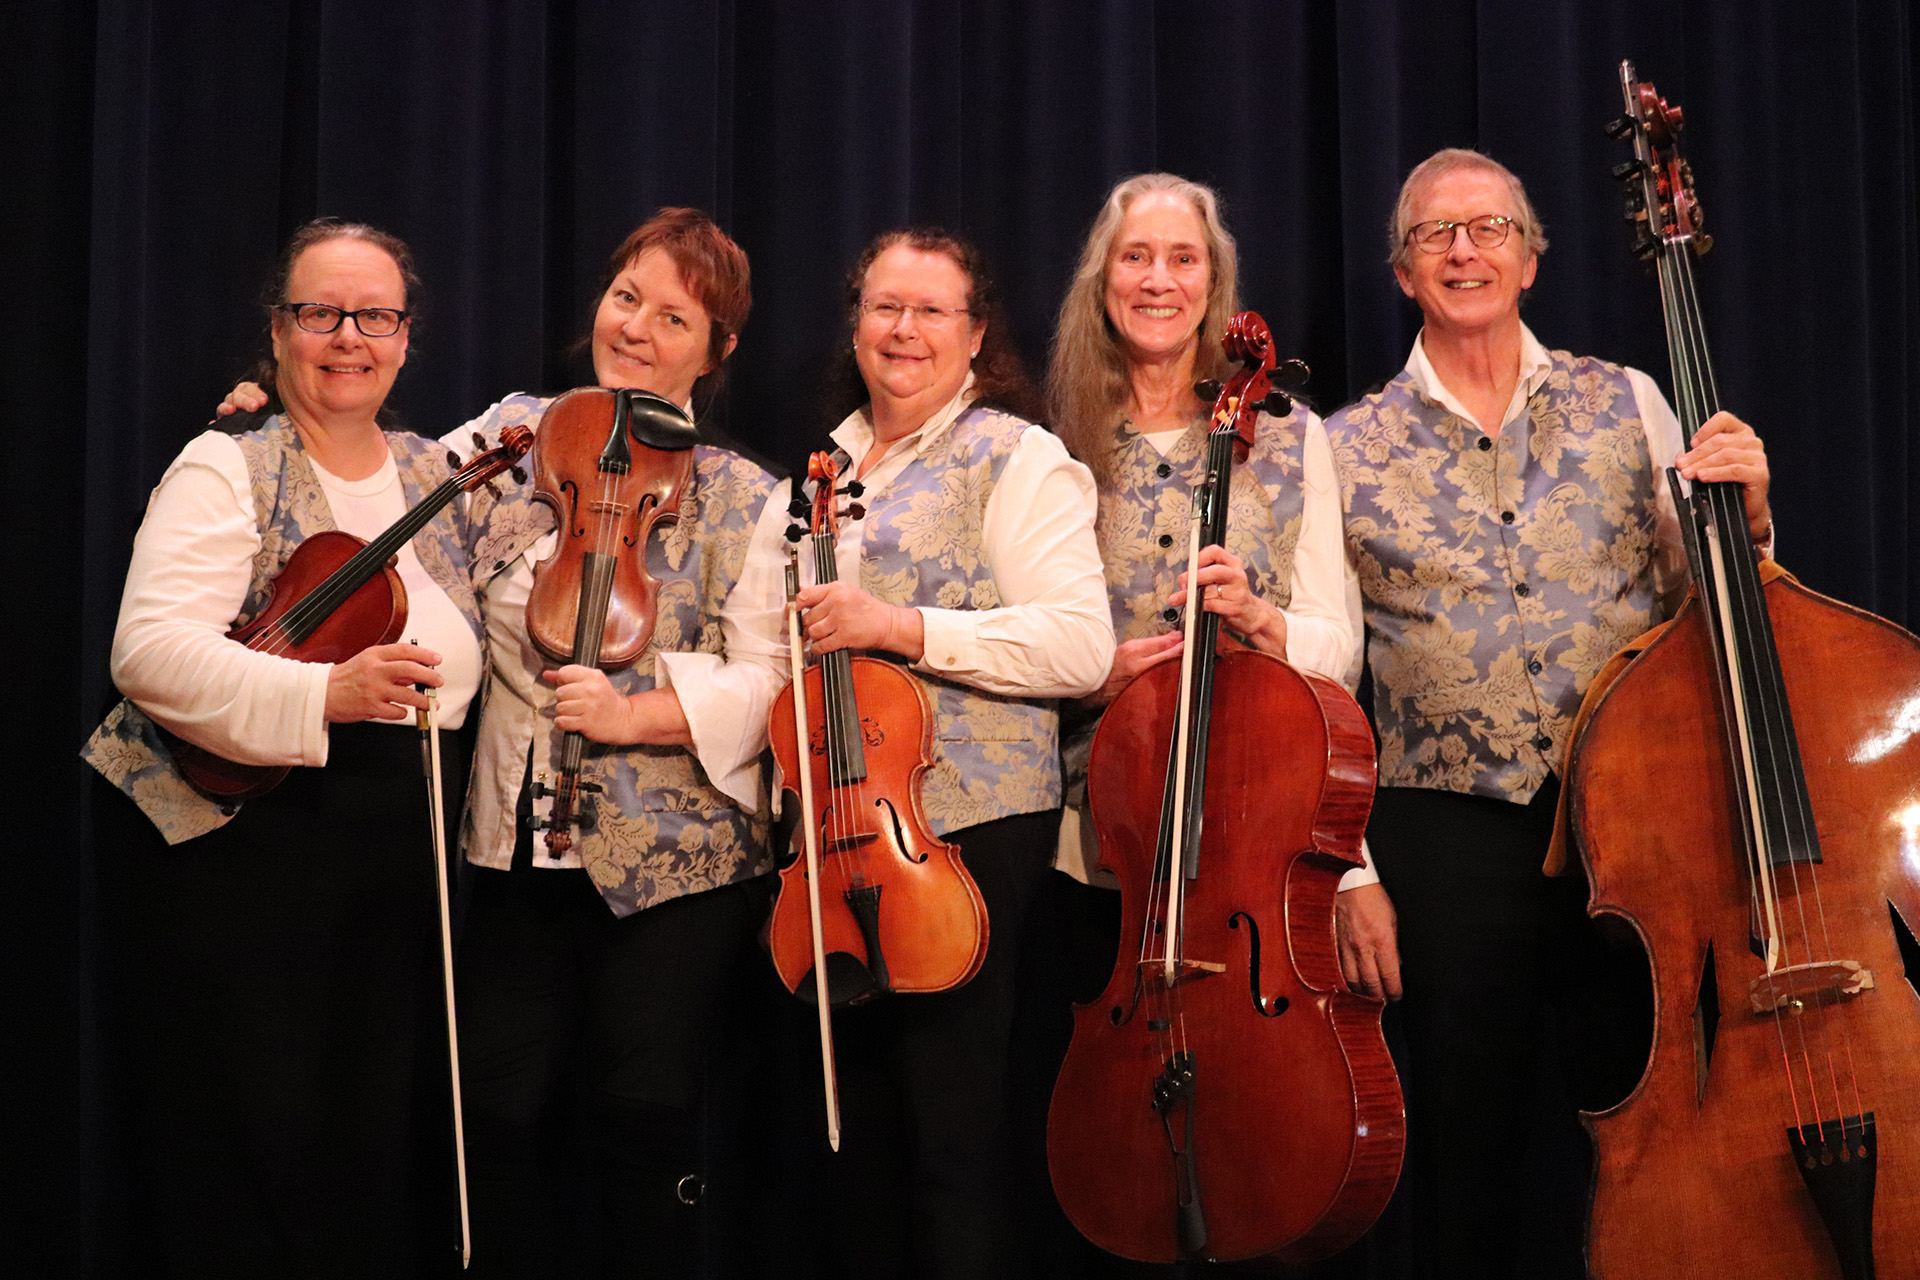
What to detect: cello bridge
<box><xmin>1749</xmin><ymin>960</ymin><xmax>1874</xmax><ymax>1014</ymax></box>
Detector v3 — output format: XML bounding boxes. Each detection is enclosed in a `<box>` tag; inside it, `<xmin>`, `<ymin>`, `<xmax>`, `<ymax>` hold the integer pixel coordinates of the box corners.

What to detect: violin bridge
<box><xmin>1748</xmin><ymin>960</ymin><xmax>1874</xmax><ymax>1015</ymax></box>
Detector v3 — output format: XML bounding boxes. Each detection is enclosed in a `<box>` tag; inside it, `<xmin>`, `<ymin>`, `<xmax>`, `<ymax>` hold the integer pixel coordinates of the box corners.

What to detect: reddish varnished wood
<box><xmin>766</xmin><ymin>657</ymin><xmax>988</xmax><ymax>996</ymax></box>
<box><xmin>1573</xmin><ymin>577</ymin><xmax>1920</xmax><ymax>1279</ymax></box>
<box><xmin>1048</xmin><ymin>648</ymin><xmax>1402</xmax><ymax>1266</ymax></box>
<box><xmin>524</xmin><ymin>387</ymin><xmax>694</xmax><ymax>668</ymax></box>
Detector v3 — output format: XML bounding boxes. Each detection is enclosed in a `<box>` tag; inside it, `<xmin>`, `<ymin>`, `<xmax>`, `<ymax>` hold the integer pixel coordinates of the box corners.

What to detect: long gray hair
<box><xmin>1046</xmin><ymin>173</ymin><xmax>1240</xmax><ymax>488</ymax></box>
<box><xmin>1387</xmin><ymin>148</ymin><xmax>1549</xmax><ymax>273</ymax></box>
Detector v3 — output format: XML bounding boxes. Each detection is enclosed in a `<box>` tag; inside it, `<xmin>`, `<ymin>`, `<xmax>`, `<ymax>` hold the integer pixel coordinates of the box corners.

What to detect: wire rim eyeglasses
<box><xmin>1405</xmin><ymin>214</ymin><xmax>1519</xmax><ymax>255</ymax></box>
<box><xmin>277</xmin><ymin>303</ymin><xmax>410</xmax><ymax>337</ymax></box>
<box><xmin>858</xmin><ymin>299</ymin><xmax>971</xmax><ymax>327</ymax></box>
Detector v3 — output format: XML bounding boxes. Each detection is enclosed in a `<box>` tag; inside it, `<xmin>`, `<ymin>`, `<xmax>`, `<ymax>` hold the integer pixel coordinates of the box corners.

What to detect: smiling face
<box><xmin>591</xmin><ymin>247</ymin><xmax>731</xmax><ymax>404</ymax></box>
<box><xmin>1103</xmin><ymin>189</ymin><xmax>1213</xmax><ymax>366</ymax></box>
<box><xmin>853</xmin><ymin>244</ymin><xmax>982</xmax><ymax>424</ymax></box>
<box><xmin>1393</xmin><ymin>166</ymin><xmax>1538</xmax><ymax>340</ymax></box>
<box><xmin>270</xmin><ymin>237</ymin><xmax>410</xmax><ymax>428</ymax></box>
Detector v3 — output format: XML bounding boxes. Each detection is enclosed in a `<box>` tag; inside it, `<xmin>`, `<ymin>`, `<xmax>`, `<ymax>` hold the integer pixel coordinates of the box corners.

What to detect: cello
<box><xmin>766</xmin><ymin>452</ymin><xmax>989</xmax><ymax>1005</ymax></box>
<box><xmin>521</xmin><ymin>386</ymin><xmax>699</xmax><ymax>854</ymax></box>
<box><xmin>1570</xmin><ymin>62</ymin><xmax>1920</xmax><ymax>1279</ymax></box>
<box><xmin>1048</xmin><ymin>313</ymin><xmax>1403</xmax><ymax>1265</ymax></box>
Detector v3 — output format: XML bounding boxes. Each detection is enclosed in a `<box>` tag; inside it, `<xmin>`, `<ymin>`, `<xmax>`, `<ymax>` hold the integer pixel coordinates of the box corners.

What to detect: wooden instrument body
<box><xmin>1573</xmin><ymin>575</ymin><xmax>1920</xmax><ymax>1278</ymax></box>
<box><xmin>1048</xmin><ymin>650</ymin><xmax>1401</xmax><ymax>1265</ymax></box>
<box><xmin>173</xmin><ymin>529</ymin><xmax>406</xmax><ymax>799</ymax></box>
<box><xmin>767</xmin><ymin>655</ymin><xmax>989</xmax><ymax>997</ymax></box>
<box><xmin>524</xmin><ymin>386</ymin><xmax>694</xmax><ymax>669</ymax></box>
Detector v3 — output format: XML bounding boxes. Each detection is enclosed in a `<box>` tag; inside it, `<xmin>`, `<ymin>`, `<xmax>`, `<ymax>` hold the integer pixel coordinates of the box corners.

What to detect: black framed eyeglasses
<box><xmin>1406</xmin><ymin>214</ymin><xmax>1519</xmax><ymax>254</ymax></box>
<box><xmin>276</xmin><ymin>303</ymin><xmax>410</xmax><ymax>337</ymax></box>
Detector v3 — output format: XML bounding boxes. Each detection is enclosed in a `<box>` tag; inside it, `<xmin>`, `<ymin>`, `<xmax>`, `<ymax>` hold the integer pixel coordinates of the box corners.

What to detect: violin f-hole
<box><xmin>560</xmin><ymin>478</ymin><xmax>585</xmax><ymax>538</ymax></box>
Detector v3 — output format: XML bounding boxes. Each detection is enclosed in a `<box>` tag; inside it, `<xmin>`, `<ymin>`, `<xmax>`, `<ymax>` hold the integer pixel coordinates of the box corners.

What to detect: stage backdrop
<box><xmin>7</xmin><ymin>1</ymin><xmax>1915</xmax><ymax>1273</ymax></box>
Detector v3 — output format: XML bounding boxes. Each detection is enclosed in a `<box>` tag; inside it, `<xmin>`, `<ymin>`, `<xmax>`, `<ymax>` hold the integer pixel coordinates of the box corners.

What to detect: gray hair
<box><xmin>1387</xmin><ymin>148</ymin><xmax>1549</xmax><ymax>273</ymax></box>
<box><xmin>1046</xmin><ymin>173</ymin><xmax>1241</xmax><ymax>488</ymax></box>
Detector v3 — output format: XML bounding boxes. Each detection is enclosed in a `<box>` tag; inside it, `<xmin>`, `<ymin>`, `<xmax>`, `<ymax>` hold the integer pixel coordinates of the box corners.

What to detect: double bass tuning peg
<box><xmin>1604</xmin><ymin>115</ymin><xmax>1635</xmax><ymax>141</ymax></box>
<box><xmin>1612</xmin><ymin>159</ymin><xmax>1647</xmax><ymax>183</ymax></box>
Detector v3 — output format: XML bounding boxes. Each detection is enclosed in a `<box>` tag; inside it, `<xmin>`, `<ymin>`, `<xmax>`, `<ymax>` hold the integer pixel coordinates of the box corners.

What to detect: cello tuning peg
<box><xmin>1260</xmin><ymin>391</ymin><xmax>1294</xmax><ymax>417</ymax></box>
<box><xmin>844</xmin><ymin>503</ymin><xmax>866</xmax><ymax>522</ymax></box>
<box><xmin>1604</xmin><ymin>115</ymin><xmax>1635</xmax><ymax>141</ymax></box>
<box><xmin>789</xmin><ymin>497</ymin><xmax>811</xmax><ymax>518</ymax></box>
<box><xmin>1273</xmin><ymin>358</ymin><xmax>1310</xmax><ymax>390</ymax></box>
<box><xmin>1194</xmin><ymin>379</ymin><xmax>1224</xmax><ymax>402</ymax></box>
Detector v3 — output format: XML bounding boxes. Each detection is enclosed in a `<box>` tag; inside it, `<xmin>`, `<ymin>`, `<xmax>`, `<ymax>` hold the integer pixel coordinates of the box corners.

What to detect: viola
<box><xmin>522</xmin><ymin>387</ymin><xmax>698</xmax><ymax>856</ymax></box>
<box><xmin>766</xmin><ymin>452</ymin><xmax>989</xmax><ymax>1005</ymax></box>
<box><xmin>1570</xmin><ymin>62</ymin><xmax>1920</xmax><ymax>1279</ymax></box>
<box><xmin>1047</xmin><ymin>315</ymin><xmax>1403</xmax><ymax>1265</ymax></box>
<box><xmin>173</xmin><ymin>423</ymin><xmax>533</xmax><ymax>800</ymax></box>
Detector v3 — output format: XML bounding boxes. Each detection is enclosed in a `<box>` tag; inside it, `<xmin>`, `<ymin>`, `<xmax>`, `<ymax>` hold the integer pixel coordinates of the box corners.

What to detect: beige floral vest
<box><xmin>846</xmin><ymin>405</ymin><xmax>1062</xmax><ymax>835</ymax></box>
<box><xmin>1061</xmin><ymin>410</ymin><xmax>1308</xmax><ymax>804</ymax></box>
<box><xmin>1327</xmin><ymin>352</ymin><xmax>1658</xmax><ymax>803</ymax></box>
<box><xmin>80</xmin><ymin>416</ymin><xmax>480</xmax><ymax>843</ymax></box>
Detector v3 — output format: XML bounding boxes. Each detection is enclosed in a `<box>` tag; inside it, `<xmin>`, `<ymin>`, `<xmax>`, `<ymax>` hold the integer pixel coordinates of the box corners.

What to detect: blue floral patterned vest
<box><xmin>1327</xmin><ymin>351</ymin><xmax>1658</xmax><ymax>804</ymax></box>
<box><xmin>81</xmin><ymin>416</ymin><xmax>481</xmax><ymax>842</ymax></box>
<box><xmin>845</xmin><ymin>404</ymin><xmax>1062</xmax><ymax>835</ymax></box>
<box><xmin>1061</xmin><ymin>409</ymin><xmax>1309</xmax><ymax>804</ymax></box>
<box><xmin>460</xmin><ymin>390</ymin><xmax>779</xmax><ymax>917</ymax></box>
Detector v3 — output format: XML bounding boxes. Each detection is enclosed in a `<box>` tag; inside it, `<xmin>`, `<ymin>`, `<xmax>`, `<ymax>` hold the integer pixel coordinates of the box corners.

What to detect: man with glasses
<box><xmin>1324</xmin><ymin>148</ymin><xmax>1772</xmax><ymax>1276</ymax></box>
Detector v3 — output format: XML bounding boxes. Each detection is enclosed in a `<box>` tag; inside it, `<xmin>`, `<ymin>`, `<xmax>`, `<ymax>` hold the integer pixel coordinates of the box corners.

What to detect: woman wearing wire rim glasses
<box><xmin>84</xmin><ymin>218</ymin><xmax>483</xmax><ymax>1275</ymax></box>
<box><xmin>1323</xmin><ymin>148</ymin><xmax>1772</xmax><ymax>1276</ymax></box>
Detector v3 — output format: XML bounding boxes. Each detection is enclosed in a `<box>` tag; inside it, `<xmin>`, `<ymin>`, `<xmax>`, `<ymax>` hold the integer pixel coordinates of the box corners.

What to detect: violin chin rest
<box><xmin>619</xmin><ymin>388</ymin><xmax>700</xmax><ymax>451</ymax></box>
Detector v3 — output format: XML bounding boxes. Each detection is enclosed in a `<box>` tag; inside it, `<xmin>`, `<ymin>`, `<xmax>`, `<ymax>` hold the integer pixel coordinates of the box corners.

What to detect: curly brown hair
<box><xmin>818</xmin><ymin>227</ymin><xmax>1043</xmax><ymax>428</ymax></box>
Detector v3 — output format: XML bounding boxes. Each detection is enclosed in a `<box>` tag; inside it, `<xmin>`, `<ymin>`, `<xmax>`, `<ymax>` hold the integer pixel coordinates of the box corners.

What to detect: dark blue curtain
<box><xmin>8</xmin><ymin>1</ymin><xmax>1915</xmax><ymax>1273</ymax></box>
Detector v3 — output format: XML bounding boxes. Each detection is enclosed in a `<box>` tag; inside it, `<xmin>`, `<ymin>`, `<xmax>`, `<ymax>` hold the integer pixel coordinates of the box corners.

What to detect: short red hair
<box><xmin>603</xmin><ymin>208</ymin><xmax>752</xmax><ymax>378</ymax></box>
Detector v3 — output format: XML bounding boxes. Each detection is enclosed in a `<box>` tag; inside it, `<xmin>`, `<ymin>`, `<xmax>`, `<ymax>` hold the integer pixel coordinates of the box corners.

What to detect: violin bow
<box><xmin>415</xmin><ymin>670</ymin><xmax>473</xmax><ymax>1266</ymax></box>
<box><xmin>783</xmin><ymin>546</ymin><xmax>842</xmax><ymax>1152</ymax></box>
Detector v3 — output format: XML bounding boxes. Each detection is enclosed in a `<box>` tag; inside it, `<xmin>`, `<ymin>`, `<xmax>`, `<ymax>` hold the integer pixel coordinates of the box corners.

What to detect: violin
<box><xmin>1570</xmin><ymin>63</ymin><xmax>1920</xmax><ymax>1278</ymax></box>
<box><xmin>766</xmin><ymin>452</ymin><xmax>989</xmax><ymax>1005</ymax></box>
<box><xmin>1048</xmin><ymin>315</ymin><xmax>1403</xmax><ymax>1265</ymax></box>
<box><xmin>173</xmin><ymin>424</ymin><xmax>533</xmax><ymax>800</ymax></box>
<box><xmin>522</xmin><ymin>387</ymin><xmax>698</xmax><ymax>856</ymax></box>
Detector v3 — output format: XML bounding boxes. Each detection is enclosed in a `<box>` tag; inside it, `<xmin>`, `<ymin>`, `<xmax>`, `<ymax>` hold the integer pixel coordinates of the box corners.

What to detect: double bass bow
<box><xmin>1570</xmin><ymin>62</ymin><xmax>1920</xmax><ymax>1279</ymax></box>
<box><xmin>767</xmin><ymin>452</ymin><xmax>989</xmax><ymax>1011</ymax></box>
<box><xmin>522</xmin><ymin>387</ymin><xmax>699</xmax><ymax>854</ymax></box>
<box><xmin>171</xmin><ymin>423</ymin><xmax>533</xmax><ymax>800</ymax></box>
<box><xmin>1048</xmin><ymin>314</ymin><xmax>1403</xmax><ymax>1266</ymax></box>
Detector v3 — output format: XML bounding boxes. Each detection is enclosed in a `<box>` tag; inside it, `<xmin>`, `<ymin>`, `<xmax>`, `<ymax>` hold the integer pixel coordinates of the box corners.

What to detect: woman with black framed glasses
<box><xmin>83</xmin><ymin>218</ymin><xmax>482</xmax><ymax>1275</ymax></box>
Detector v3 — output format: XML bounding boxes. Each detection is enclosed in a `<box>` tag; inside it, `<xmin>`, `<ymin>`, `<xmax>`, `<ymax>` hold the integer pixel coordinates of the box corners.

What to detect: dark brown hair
<box><xmin>819</xmin><ymin>227</ymin><xmax>1043</xmax><ymax>427</ymax></box>
<box><xmin>241</xmin><ymin>218</ymin><xmax>423</xmax><ymax>429</ymax></box>
<box><xmin>596</xmin><ymin>207</ymin><xmax>751</xmax><ymax>413</ymax></box>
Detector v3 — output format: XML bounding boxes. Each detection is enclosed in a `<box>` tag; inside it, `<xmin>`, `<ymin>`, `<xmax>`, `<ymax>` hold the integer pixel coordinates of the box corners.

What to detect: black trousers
<box><xmin>455</xmin><ymin>866</ymin><xmax>762</xmax><ymax>1280</ymax></box>
<box><xmin>96</xmin><ymin>722</ymin><xmax>469</xmax><ymax>1280</ymax></box>
<box><xmin>1366</xmin><ymin>779</ymin><xmax>1652</xmax><ymax>1280</ymax></box>
<box><xmin>800</xmin><ymin>808</ymin><xmax>1062</xmax><ymax>1280</ymax></box>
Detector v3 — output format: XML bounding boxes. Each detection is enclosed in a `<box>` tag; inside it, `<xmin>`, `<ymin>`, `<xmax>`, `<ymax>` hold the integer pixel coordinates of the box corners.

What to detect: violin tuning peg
<box><xmin>845</xmin><ymin>504</ymin><xmax>866</xmax><ymax>522</ymax></box>
<box><xmin>446</xmin><ymin>449</ymin><xmax>463</xmax><ymax>470</ymax></box>
<box><xmin>843</xmin><ymin>481</ymin><xmax>865</xmax><ymax>499</ymax></box>
<box><xmin>472</xmin><ymin>431</ymin><xmax>488</xmax><ymax>451</ymax></box>
<box><xmin>1194</xmin><ymin>379</ymin><xmax>1224</xmax><ymax>402</ymax></box>
<box><xmin>509</xmin><ymin>466</ymin><xmax>527</xmax><ymax>485</ymax></box>
<box><xmin>785</xmin><ymin>524</ymin><xmax>805</xmax><ymax>543</ymax></box>
<box><xmin>789</xmin><ymin>497</ymin><xmax>810</xmax><ymax>518</ymax></box>
<box><xmin>1604</xmin><ymin>115</ymin><xmax>1635</xmax><ymax>141</ymax></box>
<box><xmin>1273</xmin><ymin>358</ymin><xmax>1310</xmax><ymax>390</ymax></box>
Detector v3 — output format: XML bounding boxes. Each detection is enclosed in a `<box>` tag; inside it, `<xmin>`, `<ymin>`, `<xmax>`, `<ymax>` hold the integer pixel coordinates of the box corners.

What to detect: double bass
<box><xmin>1570</xmin><ymin>62</ymin><xmax>1920</xmax><ymax>1278</ymax></box>
<box><xmin>1048</xmin><ymin>314</ymin><xmax>1403</xmax><ymax>1266</ymax></box>
<box><xmin>521</xmin><ymin>386</ymin><xmax>699</xmax><ymax>854</ymax></box>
